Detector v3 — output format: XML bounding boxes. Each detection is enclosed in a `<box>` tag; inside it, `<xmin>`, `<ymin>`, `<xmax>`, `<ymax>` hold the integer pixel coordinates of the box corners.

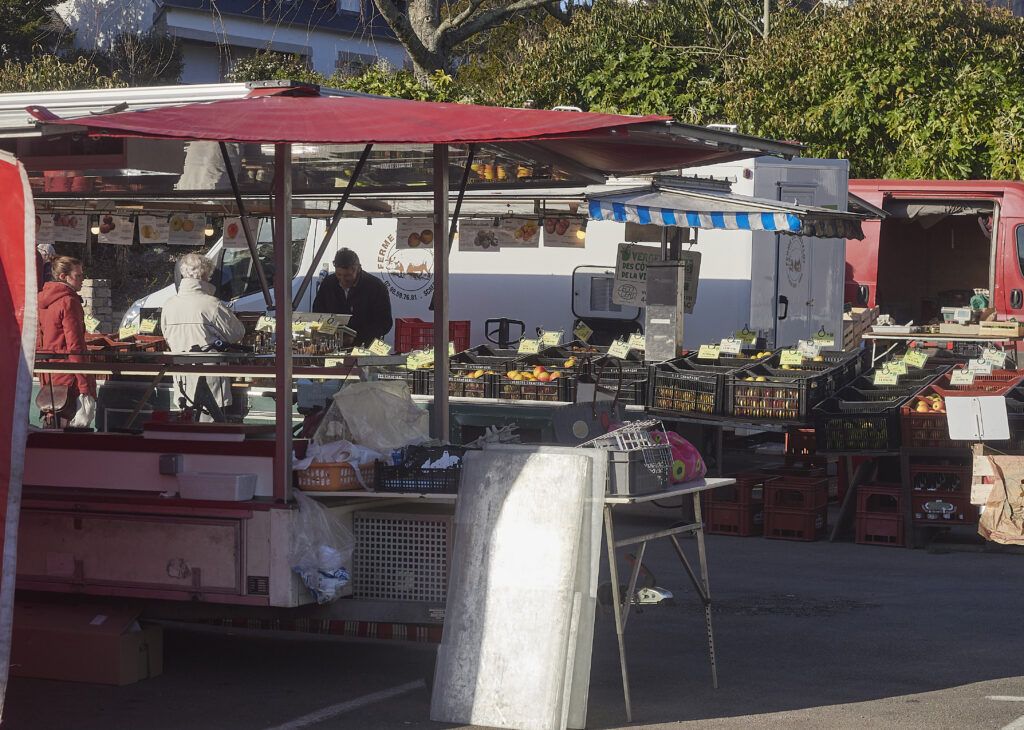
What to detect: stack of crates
<box><xmin>909</xmin><ymin>462</ymin><xmax>977</xmax><ymax>525</ymax></box>
<box><xmin>702</xmin><ymin>474</ymin><xmax>776</xmax><ymax>536</ymax></box>
<box><xmin>855</xmin><ymin>483</ymin><xmax>903</xmax><ymax>546</ymax></box>
<box><xmin>761</xmin><ymin>466</ymin><xmax>830</xmax><ymax>541</ymax></box>
<box><xmin>783</xmin><ymin>428</ymin><xmax>840</xmax><ymax>501</ymax></box>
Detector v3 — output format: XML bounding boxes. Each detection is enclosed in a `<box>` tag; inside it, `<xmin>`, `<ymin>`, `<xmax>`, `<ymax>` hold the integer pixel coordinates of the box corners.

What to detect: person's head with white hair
<box><xmin>177</xmin><ymin>253</ymin><xmax>215</xmax><ymax>281</ymax></box>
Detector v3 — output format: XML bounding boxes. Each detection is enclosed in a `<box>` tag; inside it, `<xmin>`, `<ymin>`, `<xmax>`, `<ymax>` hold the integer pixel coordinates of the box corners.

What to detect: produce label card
<box><xmin>607</xmin><ymin>339</ymin><xmax>630</xmax><ymax>359</ymax></box>
<box><xmin>967</xmin><ymin>358</ymin><xmax>993</xmax><ymax>375</ymax></box>
<box><xmin>369</xmin><ymin>339</ymin><xmax>391</xmax><ymax>356</ymax></box>
<box><xmin>167</xmin><ymin>214</ymin><xmax>205</xmax><ymax>246</ymax></box>
<box><xmin>35</xmin><ymin>214</ymin><xmax>54</xmax><ymax>245</ymax></box>
<box><xmin>223</xmin><ymin>217</ymin><xmax>256</xmax><ymax>249</ymax></box>
<box><xmin>719</xmin><ymin>338</ymin><xmax>743</xmax><ymax>355</ymax></box>
<box><xmin>83</xmin><ymin>315</ymin><xmax>100</xmax><ymax>333</ymax></box>
<box><xmin>904</xmin><ymin>349</ymin><xmax>929</xmax><ymax>368</ymax></box>
<box><xmin>951</xmin><ymin>369</ymin><xmax>976</xmax><ymax>385</ymax></box>
<box><xmin>458</xmin><ymin>220</ymin><xmax>502</xmax><ymax>252</ymax></box>
<box><xmin>518</xmin><ymin>338</ymin><xmax>540</xmax><ymax>354</ymax></box>
<box><xmin>118</xmin><ymin>325</ymin><xmax>137</xmax><ymax>340</ymax></box>
<box><xmin>317</xmin><ymin>320</ymin><xmax>337</xmax><ymax>335</ymax></box>
<box><xmin>397</xmin><ymin>217</ymin><xmax>437</xmax><ymax>249</ymax></box>
<box><xmin>873</xmin><ymin>371</ymin><xmax>899</xmax><ymax>385</ymax></box>
<box><xmin>983</xmin><ymin>348</ymin><xmax>1007</xmax><ymax>368</ymax></box>
<box><xmin>574</xmin><ymin>322</ymin><xmax>593</xmax><ymax>342</ymax></box>
<box><xmin>698</xmin><ymin>344</ymin><xmax>721</xmax><ymax>360</ymax></box>
<box><xmin>797</xmin><ymin>340</ymin><xmax>821</xmax><ymax>358</ymax></box>
<box><xmin>53</xmin><ymin>213</ymin><xmax>86</xmax><ymax>243</ymax></box>
<box><xmin>780</xmin><ymin>349</ymin><xmax>804</xmax><ymax>366</ymax></box>
<box><xmin>627</xmin><ymin>333</ymin><xmax>646</xmax><ymax>351</ymax></box>
<box><xmin>140</xmin><ymin>319</ymin><xmax>158</xmax><ymax>334</ymax></box>
<box><xmin>138</xmin><ymin>215</ymin><xmax>169</xmax><ymax>244</ymax></box>
<box><xmin>812</xmin><ymin>329</ymin><xmax>836</xmax><ymax>347</ymax></box>
<box><xmin>884</xmin><ymin>360</ymin><xmax>907</xmax><ymax>375</ymax></box>
<box><xmin>540</xmin><ymin>330</ymin><xmax>563</xmax><ymax>347</ymax></box>
<box><xmin>735</xmin><ymin>328</ymin><xmax>758</xmax><ymax>344</ymax></box>
<box><xmin>542</xmin><ymin>218</ymin><xmax>585</xmax><ymax>248</ymax></box>
<box><xmin>97</xmin><ymin>215</ymin><xmax>133</xmax><ymax>245</ymax></box>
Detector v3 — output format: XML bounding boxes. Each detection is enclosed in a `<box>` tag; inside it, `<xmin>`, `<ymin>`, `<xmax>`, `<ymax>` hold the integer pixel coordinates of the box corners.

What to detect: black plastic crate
<box><xmin>812</xmin><ymin>393</ymin><xmax>907</xmax><ymax>452</ymax></box>
<box><xmin>726</xmin><ymin>363</ymin><xmax>830</xmax><ymax>422</ymax></box>
<box><xmin>648</xmin><ymin>358</ymin><xmax>727</xmax><ymax>416</ymax></box>
<box><xmin>758</xmin><ymin>348</ymin><xmax>869</xmax><ymax>395</ymax></box>
<box><xmin>373</xmin><ymin>368</ymin><xmax>417</xmax><ymax>392</ymax></box>
<box><xmin>496</xmin><ymin>371</ymin><xmax>575</xmax><ymax>402</ymax></box>
<box><xmin>374</xmin><ymin>445</ymin><xmax>467</xmax><ymax>493</ymax></box>
<box><xmin>414</xmin><ymin>364</ymin><xmax>497</xmax><ymax>399</ymax></box>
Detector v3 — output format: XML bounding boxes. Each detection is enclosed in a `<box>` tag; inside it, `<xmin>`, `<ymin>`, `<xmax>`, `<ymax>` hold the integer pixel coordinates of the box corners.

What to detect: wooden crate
<box><xmin>843</xmin><ymin>306</ymin><xmax>878</xmax><ymax>350</ymax></box>
<box><xmin>978</xmin><ymin>320</ymin><xmax>1024</xmax><ymax>338</ymax></box>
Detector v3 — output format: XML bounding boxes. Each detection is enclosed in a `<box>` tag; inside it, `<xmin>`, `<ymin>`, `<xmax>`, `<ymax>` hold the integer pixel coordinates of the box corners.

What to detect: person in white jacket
<box><xmin>160</xmin><ymin>253</ymin><xmax>246</xmax><ymax>419</ymax></box>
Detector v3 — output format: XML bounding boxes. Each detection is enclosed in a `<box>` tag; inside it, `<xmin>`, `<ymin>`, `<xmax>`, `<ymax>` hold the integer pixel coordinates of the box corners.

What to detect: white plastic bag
<box><xmin>288</xmin><ymin>490</ymin><xmax>356</xmax><ymax>604</ymax></box>
<box><xmin>68</xmin><ymin>394</ymin><xmax>96</xmax><ymax>428</ymax></box>
<box><xmin>333</xmin><ymin>380</ymin><xmax>430</xmax><ymax>453</ymax></box>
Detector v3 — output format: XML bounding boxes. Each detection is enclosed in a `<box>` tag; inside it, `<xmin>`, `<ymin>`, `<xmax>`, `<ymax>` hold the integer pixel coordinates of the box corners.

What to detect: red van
<box><xmin>845</xmin><ymin>180</ymin><xmax>1024</xmax><ymax>321</ymax></box>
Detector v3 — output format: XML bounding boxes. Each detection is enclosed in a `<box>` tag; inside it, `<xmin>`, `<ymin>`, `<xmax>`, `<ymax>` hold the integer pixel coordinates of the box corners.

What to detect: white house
<box><xmin>54</xmin><ymin>0</ymin><xmax>409</xmax><ymax>84</ymax></box>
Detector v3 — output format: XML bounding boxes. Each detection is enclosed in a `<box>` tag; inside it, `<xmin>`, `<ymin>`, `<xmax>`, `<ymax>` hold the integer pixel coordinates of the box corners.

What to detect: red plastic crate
<box><xmin>765</xmin><ymin>505</ymin><xmax>828</xmax><ymax>541</ymax></box>
<box><xmin>911</xmin><ymin>492</ymin><xmax>978</xmax><ymax>524</ymax></box>
<box><xmin>908</xmin><ymin>464</ymin><xmax>970</xmax><ymax>496</ymax></box>
<box><xmin>703</xmin><ymin>500</ymin><xmax>764</xmax><ymax>536</ymax></box>
<box><xmin>930</xmin><ymin>367</ymin><xmax>1024</xmax><ymax>398</ymax></box>
<box><xmin>900</xmin><ymin>387</ymin><xmax>968</xmax><ymax>449</ymax></box>
<box><xmin>765</xmin><ymin>479</ymin><xmax>830</xmax><ymax>512</ymax></box>
<box><xmin>785</xmin><ymin>428</ymin><xmax>816</xmax><ymax>456</ymax></box>
<box><xmin>393</xmin><ymin>318</ymin><xmax>471</xmax><ymax>354</ymax></box>
<box><xmin>855</xmin><ymin>511</ymin><xmax>904</xmax><ymax>546</ymax></box>
<box><xmin>856</xmin><ymin>483</ymin><xmax>902</xmax><ymax>514</ymax></box>
<box><xmin>707</xmin><ymin>473</ymin><xmax>776</xmax><ymax>507</ymax></box>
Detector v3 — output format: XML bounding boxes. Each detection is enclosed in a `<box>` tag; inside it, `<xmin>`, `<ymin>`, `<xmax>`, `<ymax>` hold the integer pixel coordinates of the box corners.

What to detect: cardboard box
<box><xmin>10</xmin><ymin>602</ymin><xmax>162</xmax><ymax>685</ymax></box>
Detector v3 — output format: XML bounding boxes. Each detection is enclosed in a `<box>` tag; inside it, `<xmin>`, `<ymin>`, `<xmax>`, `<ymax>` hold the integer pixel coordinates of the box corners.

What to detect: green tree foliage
<box><xmin>457</xmin><ymin>0</ymin><xmax>765</xmax><ymax>122</ymax></box>
<box><xmin>226</xmin><ymin>51</ymin><xmax>326</xmax><ymax>86</ymax></box>
<box><xmin>0</xmin><ymin>0</ymin><xmax>65</xmax><ymax>62</ymax></box>
<box><xmin>725</xmin><ymin>0</ymin><xmax>1024</xmax><ymax>179</ymax></box>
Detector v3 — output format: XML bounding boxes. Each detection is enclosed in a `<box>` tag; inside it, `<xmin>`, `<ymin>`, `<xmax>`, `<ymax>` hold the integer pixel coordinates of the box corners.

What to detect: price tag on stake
<box><xmin>967</xmin><ymin>358</ymin><xmax>993</xmax><ymax>375</ymax></box>
<box><xmin>780</xmin><ymin>350</ymin><xmax>804</xmax><ymax>366</ymax></box>
<box><xmin>607</xmin><ymin>339</ymin><xmax>631</xmax><ymax>359</ymax></box>
<box><xmin>140</xmin><ymin>319</ymin><xmax>158</xmax><ymax>334</ymax></box>
<box><xmin>518</xmin><ymin>338</ymin><xmax>540</xmax><ymax>354</ymax></box>
<box><xmin>118</xmin><ymin>325</ymin><xmax>137</xmax><ymax>340</ymax></box>
<box><xmin>798</xmin><ymin>340</ymin><xmax>821</xmax><ymax>358</ymax></box>
<box><xmin>874</xmin><ymin>371</ymin><xmax>899</xmax><ymax>386</ymax></box>
<box><xmin>904</xmin><ymin>349</ymin><xmax>929</xmax><ymax>368</ymax></box>
<box><xmin>83</xmin><ymin>315</ymin><xmax>100</xmax><ymax>334</ymax></box>
<box><xmin>812</xmin><ymin>329</ymin><xmax>836</xmax><ymax>347</ymax></box>
<box><xmin>735</xmin><ymin>328</ymin><xmax>757</xmax><ymax>345</ymax></box>
<box><xmin>983</xmin><ymin>348</ymin><xmax>1007</xmax><ymax>368</ymax></box>
<box><xmin>540</xmin><ymin>330</ymin><xmax>563</xmax><ymax>347</ymax></box>
<box><xmin>698</xmin><ymin>344</ymin><xmax>721</xmax><ymax>360</ymax></box>
<box><xmin>369</xmin><ymin>339</ymin><xmax>391</xmax><ymax>356</ymax></box>
<box><xmin>573</xmin><ymin>322</ymin><xmax>593</xmax><ymax>343</ymax></box>
<box><xmin>884</xmin><ymin>360</ymin><xmax>907</xmax><ymax>376</ymax></box>
<box><xmin>719</xmin><ymin>338</ymin><xmax>743</xmax><ymax>355</ymax></box>
<box><xmin>950</xmin><ymin>369</ymin><xmax>976</xmax><ymax>386</ymax></box>
<box><xmin>627</xmin><ymin>333</ymin><xmax>646</xmax><ymax>351</ymax></box>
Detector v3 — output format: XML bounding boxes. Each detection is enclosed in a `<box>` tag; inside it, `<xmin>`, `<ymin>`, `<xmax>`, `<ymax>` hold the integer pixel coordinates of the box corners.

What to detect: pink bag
<box><xmin>651</xmin><ymin>430</ymin><xmax>707</xmax><ymax>483</ymax></box>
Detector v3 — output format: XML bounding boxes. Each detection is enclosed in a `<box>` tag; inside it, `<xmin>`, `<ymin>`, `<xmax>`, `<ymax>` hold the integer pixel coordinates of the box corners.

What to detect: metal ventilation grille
<box><xmin>352</xmin><ymin>511</ymin><xmax>452</xmax><ymax>603</ymax></box>
<box><xmin>246</xmin><ymin>575</ymin><xmax>270</xmax><ymax>596</ymax></box>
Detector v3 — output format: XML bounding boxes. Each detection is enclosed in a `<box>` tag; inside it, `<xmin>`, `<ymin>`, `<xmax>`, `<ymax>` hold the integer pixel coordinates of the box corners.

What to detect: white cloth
<box><xmin>160</xmin><ymin>278</ymin><xmax>246</xmax><ymax>410</ymax></box>
<box><xmin>68</xmin><ymin>394</ymin><xmax>96</xmax><ymax>428</ymax></box>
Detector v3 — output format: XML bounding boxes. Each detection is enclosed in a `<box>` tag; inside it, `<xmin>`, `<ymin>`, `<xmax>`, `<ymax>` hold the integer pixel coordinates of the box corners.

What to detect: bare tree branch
<box><xmin>446</xmin><ymin>0</ymin><xmax>571</xmax><ymax>48</ymax></box>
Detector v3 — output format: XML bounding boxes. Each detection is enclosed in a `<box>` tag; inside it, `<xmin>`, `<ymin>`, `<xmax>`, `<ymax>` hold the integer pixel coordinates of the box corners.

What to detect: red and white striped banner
<box><xmin>0</xmin><ymin>150</ymin><xmax>36</xmax><ymax>719</ymax></box>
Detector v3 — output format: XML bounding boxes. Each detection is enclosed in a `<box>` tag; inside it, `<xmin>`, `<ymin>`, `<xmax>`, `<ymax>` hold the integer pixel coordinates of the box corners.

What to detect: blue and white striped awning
<box><xmin>587</xmin><ymin>185</ymin><xmax>866</xmax><ymax>239</ymax></box>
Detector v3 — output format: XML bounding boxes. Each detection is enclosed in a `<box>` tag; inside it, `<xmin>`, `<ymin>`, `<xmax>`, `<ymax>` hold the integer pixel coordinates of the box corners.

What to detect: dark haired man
<box><xmin>312</xmin><ymin>248</ymin><xmax>393</xmax><ymax>346</ymax></box>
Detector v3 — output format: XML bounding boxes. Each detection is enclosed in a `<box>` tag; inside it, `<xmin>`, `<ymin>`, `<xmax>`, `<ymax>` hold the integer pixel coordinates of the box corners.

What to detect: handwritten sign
<box><xmin>518</xmin><ymin>338</ymin><xmax>540</xmax><ymax>354</ymax></box>
<box><xmin>607</xmin><ymin>339</ymin><xmax>631</xmax><ymax>359</ymax></box>
<box><xmin>967</xmin><ymin>358</ymin><xmax>993</xmax><ymax>375</ymax></box>
<box><xmin>292</xmin><ymin>320</ymin><xmax>309</xmax><ymax>333</ymax></box>
<box><xmin>780</xmin><ymin>350</ymin><xmax>804</xmax><ymax>366</ymax></box>
<box><xmin>719</xmin><ymin>338</ymin><xmax>743</xmax><ymax>355</ymax></box>
<box><xmin>950</xmin><ymin>369</ymin><xmax>976</xmax><ymax>386</ymax></box>
<box><xmin>627</xmin><ymin>333</ymin><xmax>646</xmax><ymax>351</ymax></box>
<box><xmin>873</xmin><ymin>371</ymin><xmax>899</xmax><ymax>386</ymax></box>
<box><xmin>406</xmin><ymin>350</ymin><xmax>433</xmax><ymax>369</ymax></box>
<box><xmin>351</xmin><ymin>347</ymin><xmax>373</xmax><ymax>356</ymax></box>
<box><xmin>697</xmin><ymin>344</ymin><xmax>721</xmax><ymax>360</ymax></box>
<box><xmin>118</xmin><ymin>325</ymin><xmax>137</xmax><ymax>340</ymax></box>
<box><xmin>256</xmin><ymin>315</ymin><xmax>275</xmax><ymax>332</ymax></box>
<box><xmin>540</xmin><ymin>330</ymin><xmax>563</xmax><ymax>347</ymax></box>
<box><xmin>797</xmin><ymin>340</ymin><xmax>821</xmax><ymax>359</ymax></box>
<box><xmin>612</xmin><ymin>244</ymin><xmax>701</xmax><ymax>311</ymax></box>
<box><xmin>84</xmin><ymin>315</ymin><xmax>100</xmax><ymax>334</ymax></box>
<box><xmin>318</xmin><ymin>320</ymin><xmax>337</xmax><ymax>335</ymax></box>
<box><xmin>735</xmin><ymin>328</ymin><xmax>758</xmax><ymax>345</ymax></box>
<box><xmin>369</xmin><ymin>339</ymin><xmax>392</xmax><ymax>356</ymax></box>
<box><xmin>574</xmin><ymin>321</ymin><xmax>593</xmax><ymax>343</ymax></box>
<box><xmin>812</xmin><ymin>329</ymin><xmax>836</xmax><ymax>347</ymax></box>
<box><xmin>140</xmin><ymin>319</ymin><xmax>158</xmax><ymax>334</ymax></box>
<box><xmin>904</xmin><ymin>349</ymin><xmax>929</xmax><ymax>368</ymax></box>
<box><xmin>983</xmin><ymin>348</ymin><xmax>1007</xmax><ymax>368</ymax></box>
<box><xmin>884</xmin><ymin>360</ymin><xmax>908</xmax><ymax>376</ymax></box>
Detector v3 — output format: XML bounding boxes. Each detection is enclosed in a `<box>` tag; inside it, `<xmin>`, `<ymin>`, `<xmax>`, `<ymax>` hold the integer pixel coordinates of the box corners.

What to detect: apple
<box><xmin>227</xmin><ymin>222</ymin><xmax>239</xmax><ymax>238</ymax></box>
<box><xmin>533</xmin><ymin>365</ymin><xmax>546</xmax><ymax>377</ymax></box>
<box><xmin>536</xmin><ymin>372</ymin><xmax>551</xmax><ymax>382</ymax></box>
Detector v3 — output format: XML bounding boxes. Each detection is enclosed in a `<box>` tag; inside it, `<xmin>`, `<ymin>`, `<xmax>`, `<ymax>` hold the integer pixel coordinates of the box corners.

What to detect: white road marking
<box><xmin>990</xmin><ymin>697</ymin><xmax>1024</xmax><ymax>702</ymax></box>
<box><xmin>1001</xmin><ymin>715</ymin><xmax>1024</xmax><ymax>730</ymax></box>
<box><xmin>262</xmin><ymin>679</ymin><xmax>426</xmax><ymax>730</ymax></box>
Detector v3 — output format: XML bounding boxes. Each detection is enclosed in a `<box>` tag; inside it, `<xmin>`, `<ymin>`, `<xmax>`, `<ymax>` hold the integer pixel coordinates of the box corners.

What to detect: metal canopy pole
<box><xmin>273</xmin><ymin>144</ymin><xmax>293</xmax><ymax>502</ymax></box>
<box><xmin>219</xmin><ymin>141</ymin><xmax>273</xmax><ymax>309</ymax></box>
<box><xmin>432</xmin><ymin>144</ymin><xmax>450</xmax><ymax>440</ymax></box>
<box><xmin>292</xmin><ymin>143</ymin><xmax>374</xmax><ymax>308</ymax></box>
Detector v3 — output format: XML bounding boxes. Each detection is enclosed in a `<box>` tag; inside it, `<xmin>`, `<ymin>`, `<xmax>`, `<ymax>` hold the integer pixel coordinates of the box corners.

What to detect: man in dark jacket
<box><xmin>312</xmin><ymin>248</ymin><xmax>393</xmax><ymax>347</ymax></box>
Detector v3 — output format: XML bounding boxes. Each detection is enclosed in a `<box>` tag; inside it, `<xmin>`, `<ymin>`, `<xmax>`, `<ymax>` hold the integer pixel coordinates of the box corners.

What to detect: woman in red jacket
<box><xmin>38</xmin><ymin>256</ymin><xmax>97</xmax><ymax>427</ymax></box>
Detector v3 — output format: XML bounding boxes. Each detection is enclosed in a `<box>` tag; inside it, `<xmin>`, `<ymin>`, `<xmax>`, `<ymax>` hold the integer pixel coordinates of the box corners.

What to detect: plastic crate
<box><xmin>374</xmin><ymin>445</ymin><xmax>466</xmax><ymax>493</ymax></box>
<box><xmin>648</xmin><ymin>357</ymin><xmax>731</xmax><ymax>416</ymax></box>
<box><xmin>726</xmin><ymin>364</ymin><xmax>827</xmax><ymax>422</ymax></box>
<box><xmin>373</xmin><ymin>368</ymin><xmax>417</xmax><ymax>393</ymax></box>
<box><xmin>856</xmin><ymin>483</ymin><xmax>903</xmax><ymax>513</ymax></box>
<box><xmin>908</xmin><ymin>463</ymin><xmax>970</xmax><ymax>495</ymax></box>
<box><xmin>706</xmin><ymin>473</ymin><xmax>776</xmax><ymax>506</ymax></box>
<box><xmin>855</xmin><ymin>511</ymin><xmax>904</xmax><ymax>546</ymax></box>
<box><xmin>899</xmin><ymin>386</ymin><xmax>968</xmax><ymax>449</ymax></box>
<box><xmin>765</xmin><ymin>478</ymin><xmax>829</xmax><ymax>512</ymax></box>
<box><xmin>911</xmin><ymin>492</ymin><xmax>977</xmax><ymax>523</ymax></box>
<box><xmin>786</xmin><ymin>428</ymin><xmax>816</xmax><ymax>456</ymax></box>
<box><xmin>930</xmin><ymin>367</ymin><xmax>1024</xmax><ymax>397</ymax></box>
<box><xmin>297</xmin><ymin>461</ymin><xmax>375</xmax><ymax>491</ymax></box>
<box><xmin>812</xmin><ymin>392</ymin><xmax>907</xmax><ymax>452</ymax></box>
<box><xmin>496</xmin><ymin>372</ymin><xmax>574</xmax><ymax>402</ymax></box>
<box><xmin>764</xmin><ymin>505</ymin><xmax>828</xmax><ymax>541</ymax></box>
<box><xmin>393</xmin><ymin>317</ymin><xmax>471</xmax><ymax>354</ymax></box>
<box><xmin>758</xmin><ymin>348</ymin><xmax>869</xmax><ymax>393</ymax></box>
<box><xmin>702</xmin><ymin>500</ymin><xmax>764</xmax><ymax>536</ymax></box>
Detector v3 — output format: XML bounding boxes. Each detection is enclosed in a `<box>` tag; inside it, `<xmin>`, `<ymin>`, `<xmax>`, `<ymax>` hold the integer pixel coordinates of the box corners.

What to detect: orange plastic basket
<box><xmin>297</xmin><ymin>462</ymin><xmax>376</xmax><ymax>491</ymax></box>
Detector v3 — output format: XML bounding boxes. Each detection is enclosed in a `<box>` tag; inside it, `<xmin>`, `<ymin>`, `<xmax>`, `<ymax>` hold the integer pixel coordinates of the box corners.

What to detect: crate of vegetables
<box><xmin>812</xmin><ymin>388</ymin><xmax>910</xmax><ymax>452</ymax></box>
<box><xmin>899</xmin><ymin>385</ymin><xmax>969</xmax><ymax>449</ymax></box>
<box><xmin>413</xmin><ymin>363</ymin><xmax>498</xmax><ymax>399</ymax></box>
<box><xmin>496</xmin><ymin>363</ymin><xmax>574</xmax><ymax>402</ymax></box>
<box><xmin>725</xmin><ymin>363</ymin><xmax>831</xmax><ymax>423</ymax></box>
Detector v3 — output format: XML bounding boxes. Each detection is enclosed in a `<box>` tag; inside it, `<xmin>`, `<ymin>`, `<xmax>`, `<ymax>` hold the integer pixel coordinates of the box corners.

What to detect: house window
<box><xmin>336</xmin><ymin>51</ymin><xmax>375</xmax><ymax>74</ymax></box>
<box><xmin>337</xmin><ymin>0</ymin><xmax>360</xmax><ymax>12</ymax></box>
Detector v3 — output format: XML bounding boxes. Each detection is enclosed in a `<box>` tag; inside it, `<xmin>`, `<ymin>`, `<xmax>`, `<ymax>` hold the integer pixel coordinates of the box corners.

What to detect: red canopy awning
<box><xmin>28</xmin><ymin>86</ymin><xmax>801</xmax><ymax>176</ymax></box>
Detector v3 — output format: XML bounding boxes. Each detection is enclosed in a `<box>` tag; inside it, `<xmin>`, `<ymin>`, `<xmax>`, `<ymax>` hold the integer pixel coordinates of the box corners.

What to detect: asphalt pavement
<box><xmin>4</xmin><ymin>501</ymin><xmax>1024</xmax><ymax>730</ymax></box>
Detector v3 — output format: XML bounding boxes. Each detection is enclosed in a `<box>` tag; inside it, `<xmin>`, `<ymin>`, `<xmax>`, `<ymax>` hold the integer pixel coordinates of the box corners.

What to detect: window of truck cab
<box><xmin>215</xmin><ymin>218</ymin><xmax>309</xmax><ymax>301</ymax></box>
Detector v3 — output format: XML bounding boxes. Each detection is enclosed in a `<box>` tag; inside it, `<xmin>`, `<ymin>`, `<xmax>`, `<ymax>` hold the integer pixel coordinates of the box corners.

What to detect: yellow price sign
<box><xmin>540</xmin><ymin>330</ymin><xmax>563</xmax><ymax>347</ymax></box>
<box><xmin>351</xmin><ymin>347</ymin><xmax>372</xmax><ymax>356</ymax></box>
<box><xmin>140</xmin><ymin>319</ymin><xmax>158</xmax><ymax>334</ymax></box>
<box><xmin>369</xmin><ymin>339</ymin><xmax>392</xmax><ymax>356</ymax></box>
<box><xmin>292</xmin><ymin>320</ymin><xmax>308</xmax><ymax>333</ymax></box>
<box><xmin>884</xmin><ymin>360</ymin><xmax>907</xmax><ymax>375</ymax></box>
<box><xmin>873</xmin><ymin>371</ymin><xmax>899</xmax><ymax>386</ymax></box>
<box><xmin>697</xmin><ymin>344</ymin><xmax>721</xmax><ymax>360</ymax></box>
<box><xmin>574</xmin><ymin>322</ymin><xmax>593</xmax><ymax>343</ymax></box>
<box><xmin>780</xmin><ymin>349</ymin><xmax>804</xmax><ymax>366</ymax></box>
<box><xmin>518</xmin><ymin>338</ymin><xmax>540</xmax><ymax>354</ymax></box>
<box><xmin>318</xmin><ymin>321</ymin><xmax>337</xmax><ymax>335</ymax></box>
<box><xmin>83</xmin><ymin>315</ymin><xmax>100</xmax><ymax>334</ymax></box>
<box><xmin>607</xmin><ymin>339</ymin><xmax>631</xmax><ymax>359</ymax></box>
<box><xmin>904</xmin><ymin>349</ymin><xmax>928</xmax><ymax>368</ymax></box>
<box><xmin>627</xmin><ymin>333</ymin><xmax>646</xmax><ymax>351</ymax></box>
<box><xmin>735</xmin><ymin>328</ymin><xmax>757</xmax><ymax>345</ymax></box>
<box><xmin>118</xmin><ymin>325</ymin><xmax>137</xmax><ymax>340</ymax></box>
